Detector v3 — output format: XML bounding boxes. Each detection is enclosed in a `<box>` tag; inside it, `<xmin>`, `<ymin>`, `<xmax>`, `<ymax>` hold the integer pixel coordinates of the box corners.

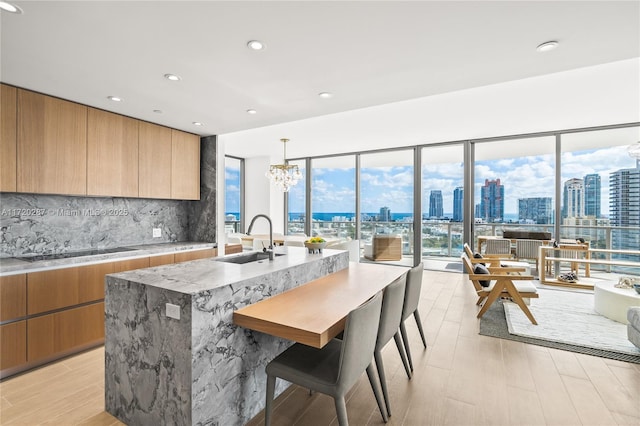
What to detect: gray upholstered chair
<box><xmin>398</xmin><ymin>262</ymin><xmax>427</xmax><ymax>376</ymax></box>
<box><xmin>374</xmin><ymin>274</ymin><xmax>411</xmax><ymax>419</ymax></box>
<box><xmin>628</xmin><ymin>307</ymin><xmax>640</xmax><ymax>349</ymax></box>
<box><xmin>264</xmin><ymin>292</ymin><xmax>387</xmax><ymax>426</ymax></box>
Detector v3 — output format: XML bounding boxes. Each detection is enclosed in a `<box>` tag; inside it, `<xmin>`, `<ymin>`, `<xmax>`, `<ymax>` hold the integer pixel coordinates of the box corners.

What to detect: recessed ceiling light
<box><xmin>247</xmin><ymin>40</ymin><xmax>265</xmax><ymax>51</ymax></box>
<box><xmin>0</xmin><ymin>2</ymin><xmax>23</xmax><ymax>13</ymax></box>
<box><xmin>246</xmin><ymin>109</ymin><xmax>257</xmax><ymax>114</ymax></box>
<box><xmin>319</xmin><ymin>92</ymin><xmax>333</xmax><ymax>99</ymax></box>
<box><xmin>107</xmin><ymin>96</ymin><xmax>123</xmax><ymax>102</ymax></box>
<box><xmin>193</xmin><ymin>122</ymin><xmax>204</xmax><ymax>126</ymax></box>
<box><xmin>164</xmin><ymin>73</ymin><xmax>182</xmax><ymax>81</ymax></box>
<box><xmin>536</xmin><ymin>41</ymin><xmax>559</xmax><ymax>52</ymax></box>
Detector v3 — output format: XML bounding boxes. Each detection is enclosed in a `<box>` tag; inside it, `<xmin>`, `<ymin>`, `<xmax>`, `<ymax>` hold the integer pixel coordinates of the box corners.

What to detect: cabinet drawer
<box><xmin>0</xmin><ymin>320</ymin><xmax>26</xmax><ymax>370</ymax></box>
<box><xmin>174</xmin><ymin>248</ymin><xmax>216</xmax><ymax>263</ymax></box>
<box><xmin>27</xmin><ymin>262</ymin><xmax>115</xmax><ymax>315</ymax></box>
<box><xmin>112</xmin><ymin>257</ymin><xmax>150</xmax><ymax>273</ymax></box>
<box><xmin>27</xmin><ymin>302</ymin><xmax>104</xmax><ymax>362</ymax></box>
<box><xmin>149</xmin><ymin>254</ymin><xmax>175</xmax><ymax>267</ymax></box>
<box><xmin>28</xmin><ymin>268</ymin><xmax>80</xmax><ymax>315</ymax></box>
<box><xmin>1</xmin><ymin>274</ymin><xmax>26</xmax><ymax>321</ymax></box>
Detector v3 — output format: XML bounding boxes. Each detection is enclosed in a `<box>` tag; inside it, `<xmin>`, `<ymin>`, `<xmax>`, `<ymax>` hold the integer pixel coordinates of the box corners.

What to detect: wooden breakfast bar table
<box><xmin>233</xmin><ymin>262</ymin><xmax>408</xmax><ymax>348</ymax></box>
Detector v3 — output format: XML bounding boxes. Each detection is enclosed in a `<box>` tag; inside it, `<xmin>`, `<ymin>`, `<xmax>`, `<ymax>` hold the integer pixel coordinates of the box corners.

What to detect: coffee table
<box><xmin>594</xmin><ymin>281</ymin><xmax>640</xmax><ymax>324</ymax></box>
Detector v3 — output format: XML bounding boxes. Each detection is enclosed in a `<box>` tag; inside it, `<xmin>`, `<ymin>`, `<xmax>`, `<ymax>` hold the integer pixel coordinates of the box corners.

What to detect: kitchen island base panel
<box><xmin>105</xmin><ymin>249</ymin><xmax>349</xmax><ymax>426</ymax></box>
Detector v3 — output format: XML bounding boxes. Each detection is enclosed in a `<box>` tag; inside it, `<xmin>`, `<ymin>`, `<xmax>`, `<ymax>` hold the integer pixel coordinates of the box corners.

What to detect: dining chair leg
<box><xmin>265</xmin><ymin>374</ymin><xmax>276</xmax><ymax>426</ymax></box>
<box><xmin>399</xmin><ymin>322</ymin><xmax>414</xmax><ymax>373</ymax></box>
<box><xmin>413</xmin><ymin>310</ymin><xmax>427</xmax><ymax>348</ymax></box>
<box><xmin>394</xmin><ymin>331</ymin><xmax>412</xmax><ymax>378</ymax></box>
<box><xmin>374</xmin><ymin>351</ymin><xmax>392</xmax><ymax>417</ymax></box>
<box><xmin>335</xmin><ymin>396</ymin><xmax>349</xmax><ymax>426</ymax></box>
<box><xmin>366</xmin><ymin>363</ymin><xmax>388</xmax><ymax>423</ymax></box>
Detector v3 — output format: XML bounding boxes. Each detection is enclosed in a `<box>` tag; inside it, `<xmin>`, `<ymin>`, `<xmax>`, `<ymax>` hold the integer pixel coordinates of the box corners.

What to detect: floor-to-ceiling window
<box><xmin>421</xmin><ymin>144</ymin><xmax>464</xmax><ymax>258</ymax></box>
<box><xmin>224</xmin><ymin>156</ymin><xmax>243</xmax><ymax>234</ymax></box>
<box><xmin>473</xmin><ymin>136</ymin><xmax>556</xmax><ymax>244</ymax></box>
<box><xmin>310</xmin><ymin>155</ymin><xmax>356</xmax><ymax>239</ymax></box>
<box><xmin>560</xmin><ymin>127</ymin><xmax>640</xmax><ymax>267</ymax></box>
<box><xmin>360</xmin><ymin>149</ymin><xmax>414</xmax><ymax>256</ymax></box>
<box><xmin>286</xmin><ymin>159</ymin><xmax>306</xmax><ymax>235</ymax></box>
<box><xmin>280</xmin><ymin>124</ymin><xmax>638</xmax><ymax>271</ymax></box>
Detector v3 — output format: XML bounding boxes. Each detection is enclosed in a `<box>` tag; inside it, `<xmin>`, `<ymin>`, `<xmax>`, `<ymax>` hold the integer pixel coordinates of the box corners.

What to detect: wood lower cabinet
<box><xmin>112</xmin><ymin>257</ymin><xmax>150</xmax><ymax>273</ymax></box>
<box><xmin>225</xmin><ymin>244</ymin><xmax>243</xmax><ymax>255</ymax></box>
<box><xmin>1</xmin><ymin>274</ymin><xmax>26</xmax><ymax>321</ymax></box>
<box><xmin>149</xmin><ymin>253</ymin><xmax>175</xmax><ymax>266</ymax></box>
<box><xmin>27</xmin><ymin>303</ymin><xmax>104</xmax><ymax>363</ymax></box>
<box><xmin>27</xmin><ymin>262</ymin><xmax>113</xmax><ymax>315</ymax></box>
<box><xmin>1</xmin><ymin>84</ymin><xmax>17</xmax><ymax>192</ymax></box>
<box><xmin>1</xmin><ymin>248</ymin><xmax>214</xmax><ymax>378</ymax></box>
<box><xmin>17</xmin><ymin>89</ymin><xmax>87</xmax><ymax>195</ymax></box>
<box><xmin>174</xmin><ymin>248</ymin><xmax>217</xmax><ymax>263</ymax></box>
<box><xmin>0</xmin><ymin>321</ymin><xmax>27</xmax><ymax>370</ymax></box>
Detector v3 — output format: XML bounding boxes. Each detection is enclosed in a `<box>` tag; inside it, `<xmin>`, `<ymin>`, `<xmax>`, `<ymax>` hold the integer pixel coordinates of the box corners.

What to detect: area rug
<box><xmin>479</xmin><ymin>288</ymin><xmax>640</xmax><ymax>363</ymax></box>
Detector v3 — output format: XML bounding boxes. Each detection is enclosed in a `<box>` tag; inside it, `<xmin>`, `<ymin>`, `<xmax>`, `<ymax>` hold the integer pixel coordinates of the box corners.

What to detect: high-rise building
<box><xmin>518</xmin><ymin>197</ymin><xmax>552</xmax><ymax>224</ymax></box>
<box><xmin>609</xmin><ymin>163</ymin><xmax>640</xmax><ymax>256</ymax></box>
<box><xmin>429</xmin><ymin>190</ymin><xmax>443</xmax><ymax>219</ymax></box>
<box><xmin>379</xmin><ymin>206</ymin><xmax>392</xmax><ymax>222</ymax></box>
<box><xmin>584</xmin><ymin>173</ymin><xmax>601</xmax><ymax>218</ymax></box>
<box><xmin>562</xmin><ymin>178</ymin><xmax>585</xmax><ymax>218</ymax></box>
<box><xmin>453</xmin><ymin>187</ymin><xmax>464</xmax><ymax>222</ymax></box>
<box><xmin>480</xmin><ymin>179</ymin><xmax>504</xmax><ymax>223</ymax></box>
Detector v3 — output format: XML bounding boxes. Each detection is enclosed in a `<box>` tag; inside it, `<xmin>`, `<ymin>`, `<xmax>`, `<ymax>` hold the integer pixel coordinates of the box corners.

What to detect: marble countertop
<box><xmin>107</xmin><ymin>246</ymin><xmax>344</xmax><ymax>295</ymax></box>
<box><xmin>0</xmin><ymin>241</ymin><xmax>217</xmax><ymax>276</ymax></box>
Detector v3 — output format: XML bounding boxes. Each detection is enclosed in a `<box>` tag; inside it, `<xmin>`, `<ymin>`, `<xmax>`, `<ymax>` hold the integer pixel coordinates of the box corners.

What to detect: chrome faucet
<box><xmin>246</xmin><ymin>214</ymin><xmax>274</xmax><ymax>260</ymax></box>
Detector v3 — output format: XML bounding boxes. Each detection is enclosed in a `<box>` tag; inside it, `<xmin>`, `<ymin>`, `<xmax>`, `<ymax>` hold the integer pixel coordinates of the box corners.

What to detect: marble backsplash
<box><xmin>0</xmin><ymin>193</ymin><xmax>191</xmax><ymax>257</ymax></box>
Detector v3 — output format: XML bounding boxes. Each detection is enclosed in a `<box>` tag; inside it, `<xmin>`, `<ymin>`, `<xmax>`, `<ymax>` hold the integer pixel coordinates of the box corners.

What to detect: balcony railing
<box><xmin>285</xmin><ymin>219</ymin><xmax>639</xmax><ymax>275</ymax></box>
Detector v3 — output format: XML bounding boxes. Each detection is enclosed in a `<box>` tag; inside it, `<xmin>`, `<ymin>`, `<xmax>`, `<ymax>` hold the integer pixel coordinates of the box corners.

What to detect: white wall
<box><xmin>243</xmin><ymin>156</ymin><xmax>285</xmax><ymax>235</ymax></box>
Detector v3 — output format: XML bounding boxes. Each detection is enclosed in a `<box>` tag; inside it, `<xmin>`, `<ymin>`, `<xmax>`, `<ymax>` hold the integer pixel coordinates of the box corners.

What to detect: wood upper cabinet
<box><xmin>139</xmin><ymin>121</ymin><xmax>172</xmax><ymax>199</ymax></box>
<box><xmin>0</xmin><ymin>84</ymin><xmax>17</xmax><ymax>192</ymax></box>
<box><xmin>17</xmin><ymin>89</ymin><xmax>87</xmax><ymax>195</ymax></box>
<box><xmin>87</xmin><ymin>108</ymin><xmax>139</xmax><ymax>197</ymax></box>
<box><xmin>171</xmin><ymin>130</ymin><xmax>200</xmax><ymax>200</ymax></box>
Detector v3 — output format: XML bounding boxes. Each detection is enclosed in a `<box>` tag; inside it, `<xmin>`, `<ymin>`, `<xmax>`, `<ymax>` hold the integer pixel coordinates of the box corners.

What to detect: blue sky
<box><xmin>226</xmin><ymin>145</ymin><xmax>638</xmax><ymax>218</ymax></box>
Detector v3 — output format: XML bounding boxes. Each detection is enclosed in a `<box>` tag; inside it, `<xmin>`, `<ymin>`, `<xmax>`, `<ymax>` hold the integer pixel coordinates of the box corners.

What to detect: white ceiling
<box><xmin>2</xmin><ymin>1</ymin><xmax>639</xmax><ymax>159</ymax></box>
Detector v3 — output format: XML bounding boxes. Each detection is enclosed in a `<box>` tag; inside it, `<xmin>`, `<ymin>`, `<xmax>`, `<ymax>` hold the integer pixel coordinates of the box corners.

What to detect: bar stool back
<box><xmin>264</xmin><ymin>292</ymin><xmax>386</xmax><ymax>426</ymax></box>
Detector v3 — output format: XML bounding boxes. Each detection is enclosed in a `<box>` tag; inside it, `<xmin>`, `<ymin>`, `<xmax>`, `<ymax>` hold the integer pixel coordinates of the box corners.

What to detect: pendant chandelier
<box><xmin>266</xmin><ymin>138</ymin><xmax>303</xmax><ymax>192</ymax></box>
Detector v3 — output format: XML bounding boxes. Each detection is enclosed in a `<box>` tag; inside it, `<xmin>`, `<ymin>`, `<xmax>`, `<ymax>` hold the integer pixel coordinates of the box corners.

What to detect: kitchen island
<box><xmin>104</xmin><ymin>246</ymin><xmax>349</xmax><ymax>426</ymax></box>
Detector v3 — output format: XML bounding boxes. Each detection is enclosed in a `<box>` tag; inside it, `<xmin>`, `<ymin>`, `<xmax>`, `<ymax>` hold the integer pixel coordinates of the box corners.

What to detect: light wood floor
<box><xmin>1</xmin><ymin>270</ymin><xmax>639</xmax><ymax>425</ymax></box>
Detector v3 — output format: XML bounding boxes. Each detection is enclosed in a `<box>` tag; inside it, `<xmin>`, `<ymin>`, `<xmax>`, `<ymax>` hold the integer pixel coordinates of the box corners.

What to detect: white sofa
<box><xmin>628</xmin><ymin>307</ymin><xmax>640</xmax><ymax>348</ymax></box>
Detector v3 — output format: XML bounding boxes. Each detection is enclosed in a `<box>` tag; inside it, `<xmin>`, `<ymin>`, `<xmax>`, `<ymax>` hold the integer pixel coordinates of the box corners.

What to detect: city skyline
<box><xmin>226</xmin><ymin>145</ymin><xmax>637</xmax><ymax>219</ymax></box>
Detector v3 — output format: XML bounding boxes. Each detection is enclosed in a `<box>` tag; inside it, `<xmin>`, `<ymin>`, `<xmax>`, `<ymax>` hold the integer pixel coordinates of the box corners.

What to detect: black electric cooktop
<box><xmin>15</xmin><ymin>247</ymin><xmax>136</xmax><ymax>262</ymax></box>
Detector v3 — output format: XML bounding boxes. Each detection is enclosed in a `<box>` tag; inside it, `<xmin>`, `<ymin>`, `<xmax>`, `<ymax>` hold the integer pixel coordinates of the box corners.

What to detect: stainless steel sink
<box><xmin>214</xmin><ymin>251</ymin><xmax>285</xmax><ymax>264</ymax></box>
